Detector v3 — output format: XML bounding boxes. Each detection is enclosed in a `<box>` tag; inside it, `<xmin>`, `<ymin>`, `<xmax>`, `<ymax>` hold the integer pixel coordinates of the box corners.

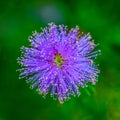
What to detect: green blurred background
<box><xmin>0</xmin><ymin>0</ymin><xmax>120</xmax><ymax>120</ymax></box>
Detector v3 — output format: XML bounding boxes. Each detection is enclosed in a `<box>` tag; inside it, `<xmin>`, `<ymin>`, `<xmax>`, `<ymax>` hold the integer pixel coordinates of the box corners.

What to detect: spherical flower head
<box><xmin>17</xmin><ymin>23</ymin><xmax>100</xmax><ymax>103</ymax></box>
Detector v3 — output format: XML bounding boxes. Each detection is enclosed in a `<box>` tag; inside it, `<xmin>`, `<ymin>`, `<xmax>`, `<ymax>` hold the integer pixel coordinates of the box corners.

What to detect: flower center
<box><xmin>55</xmin><ymin>54</ymin><xmax>63</xmax><ymax>67</ymax></box>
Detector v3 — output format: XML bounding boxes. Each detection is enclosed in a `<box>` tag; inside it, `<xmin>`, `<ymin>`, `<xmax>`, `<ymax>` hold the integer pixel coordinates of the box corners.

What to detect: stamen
<box><xmin>55</xmin><ymin>54</ymin><xmax>63</xmax><ymax>67</ymax></box>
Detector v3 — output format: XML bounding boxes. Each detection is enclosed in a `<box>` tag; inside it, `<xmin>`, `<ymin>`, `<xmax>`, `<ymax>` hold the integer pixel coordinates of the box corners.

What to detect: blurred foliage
<box><xmin>0</xmin><ymin>0</ymin><xmax>120</xmax><ymax>120</ymax></box>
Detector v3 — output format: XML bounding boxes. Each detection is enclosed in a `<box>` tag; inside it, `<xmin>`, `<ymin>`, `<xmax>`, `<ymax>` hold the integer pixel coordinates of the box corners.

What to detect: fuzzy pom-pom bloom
<box><xmin>17</xmin><ymin>23</ymin><xmax>100</xmax><ymax>103</ymax></box>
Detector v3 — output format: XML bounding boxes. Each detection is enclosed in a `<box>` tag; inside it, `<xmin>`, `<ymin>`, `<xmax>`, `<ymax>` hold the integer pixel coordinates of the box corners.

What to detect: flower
<box><xmin>17</xmin><ymin>23</ymin><xmax>100</xmax><ymax>103</ymax></box>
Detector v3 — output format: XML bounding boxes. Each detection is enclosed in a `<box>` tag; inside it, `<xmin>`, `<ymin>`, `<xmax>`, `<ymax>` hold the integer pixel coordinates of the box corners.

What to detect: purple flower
<box><xmin>17</xmin><ymin>23</ymin><xmax>100</xmax><ymax>103</ymax></box>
